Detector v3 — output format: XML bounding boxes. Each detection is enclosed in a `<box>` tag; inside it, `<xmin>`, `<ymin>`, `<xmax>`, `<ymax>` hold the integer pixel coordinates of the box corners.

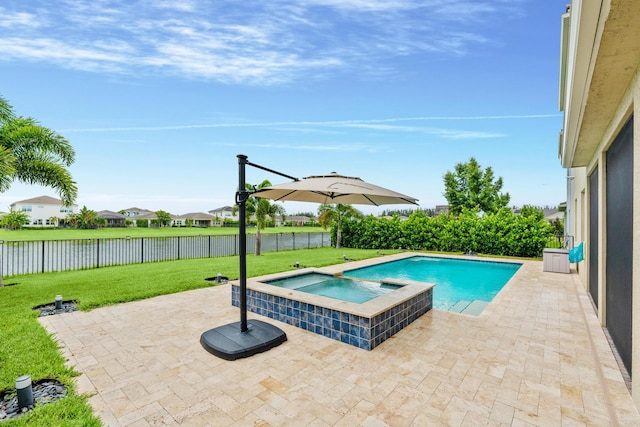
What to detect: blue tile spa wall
<box><xmin>232</xmin><ymin>285</ymin><xmax>432</xmax><ymax>350</ymax></box>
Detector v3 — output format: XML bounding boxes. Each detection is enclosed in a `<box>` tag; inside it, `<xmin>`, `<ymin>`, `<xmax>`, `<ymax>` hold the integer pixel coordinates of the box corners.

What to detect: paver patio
<box><xmin>39</xmin><ymin>255</ymin><xmax>640</xmax><ymax>426</ymax></box>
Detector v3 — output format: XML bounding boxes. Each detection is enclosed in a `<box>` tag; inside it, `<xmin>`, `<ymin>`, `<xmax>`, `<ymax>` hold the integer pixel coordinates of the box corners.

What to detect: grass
<box><xmin>0</xmin><ymin>226</ymin><xmax>327</xmax><ymax>241</ymax></box>
<box><xmin>0</xmin><ymin>247</ymin><xmax>397</xmax><ymax>425</ymax></box>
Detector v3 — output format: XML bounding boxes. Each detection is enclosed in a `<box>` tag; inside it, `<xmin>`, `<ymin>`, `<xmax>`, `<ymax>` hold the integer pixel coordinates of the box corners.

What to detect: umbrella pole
<box><xmin>198</xmin><ymin>154</ymin><xmax>287</xmax><ymax>360</ymax></box>
<box><xmin>238</xmin><ymin>155</ymin><xmax>248</xmax><ymax>332</ymax></box>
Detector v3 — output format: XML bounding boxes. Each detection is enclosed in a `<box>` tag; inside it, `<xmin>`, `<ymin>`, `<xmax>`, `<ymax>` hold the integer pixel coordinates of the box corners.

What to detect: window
<box><xmin>60</xmin><ymin>207</ymin><xmax>73</xmax><ymax>213</ymax></box>
<box><xmin>21</xmin><ymin>205</ymin><xmax>32</xmax><ymax>212</ymax></box>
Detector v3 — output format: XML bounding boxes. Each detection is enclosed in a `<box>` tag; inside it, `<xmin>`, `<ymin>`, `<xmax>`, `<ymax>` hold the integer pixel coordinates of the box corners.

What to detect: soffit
<box><xmin>573</xmin><ymin>0</ymin><xmax>640</xmax><ymax>166</ymax></box>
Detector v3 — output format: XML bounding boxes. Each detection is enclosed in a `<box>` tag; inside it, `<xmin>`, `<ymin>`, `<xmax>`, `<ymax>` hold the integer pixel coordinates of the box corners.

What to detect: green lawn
<box><xmin>0</xmin><ymin>247</ymin><xmax>395</xmax><ymax>426</ymax></box>
<box><xmin>0</xmin><ymin>226</ymin><xmax>327</xmax><ymax>241</ymax></box>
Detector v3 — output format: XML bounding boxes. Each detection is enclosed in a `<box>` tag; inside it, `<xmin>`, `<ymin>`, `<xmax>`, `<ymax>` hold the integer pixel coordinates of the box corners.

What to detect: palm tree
<box><xmin>48</xmin><ymin>216</ymin><xmax>61</xmax><ymax>227</ymax></box>
<box><xmin>0</xmin><ymin>94</ymin><xmax>77</xmax><ymax>206</ymax></box>
<box><xmin>318</xmin><ymin>204</ymin><xmax>362</xmax><ymax>249</ymax></box>
<box><xmin>269</xmin><ymin>204</ymin><xmax>286</xmax><ymax>228</ymax></box>
<box><xmin>233</xmin><ymin>180</ymin><xmax>286</xmax><ymax>256</ymax></box>
<box><xmin>67</xmin><ymin>206</ymin><xmax>98</xmax><ymax>229</ymax></box>
<box><xmin>1</xmin><ymin>209</ymin><xmax>30</xmax><ymax>230</ymax></box>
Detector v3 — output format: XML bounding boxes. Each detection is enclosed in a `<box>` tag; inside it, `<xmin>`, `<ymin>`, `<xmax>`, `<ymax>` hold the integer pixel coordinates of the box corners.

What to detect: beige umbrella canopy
<box><xmin>254</xmin><ymin>172</ymin><xmax>419</xmax><ymax>206</ymax></box>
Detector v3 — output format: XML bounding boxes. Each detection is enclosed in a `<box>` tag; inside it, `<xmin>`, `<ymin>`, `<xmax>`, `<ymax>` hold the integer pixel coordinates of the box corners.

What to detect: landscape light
<box><xmin>16</xmin><ymin>375</ymin><xmax>33</xmax><ymax>408</ymax></box>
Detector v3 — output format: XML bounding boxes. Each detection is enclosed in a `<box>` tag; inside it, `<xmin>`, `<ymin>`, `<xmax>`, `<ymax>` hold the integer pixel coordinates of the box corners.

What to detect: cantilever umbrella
<box><xmin>254</xmin><ymin>172</ymin><xmax>419</xmax><ymax>206</ymax></box>
<box><xmin>200</xmin><ymin>155</ymin><xmax>419</xmax><ymax>361</ymax></box>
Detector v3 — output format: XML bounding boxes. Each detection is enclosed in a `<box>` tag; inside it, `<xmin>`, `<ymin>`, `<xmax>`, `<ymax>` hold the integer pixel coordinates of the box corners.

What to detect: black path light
<box><xmin>200</xmin><ymin>154</ymin><xmax>418</xmax><ymax>361</ymax></box>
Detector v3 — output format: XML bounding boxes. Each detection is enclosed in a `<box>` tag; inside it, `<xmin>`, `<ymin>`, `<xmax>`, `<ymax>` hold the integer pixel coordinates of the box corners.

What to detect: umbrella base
<box><xmin>200</xmin><ymin>320</ymin><xmax>287</xmax><ymax>361</ymax></box>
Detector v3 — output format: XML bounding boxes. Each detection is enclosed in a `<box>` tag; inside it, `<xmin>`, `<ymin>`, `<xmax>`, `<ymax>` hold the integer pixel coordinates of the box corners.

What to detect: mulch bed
<box><xmin>0</xmin><ymin>379</ymin><xmax>67</xmax><ymax>422</ymax></box>
<box><xmin>33</xmin><ymin>300</ymin><xmax>79</xmax><ymax>316</ymax></box>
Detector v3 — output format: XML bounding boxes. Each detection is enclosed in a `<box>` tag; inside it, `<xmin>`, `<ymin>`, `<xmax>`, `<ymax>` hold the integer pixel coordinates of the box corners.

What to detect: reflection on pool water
<box><xmin>264</xmin><ymin>273</ymin><xmax>396</xmax><ymax>303</ymax></box>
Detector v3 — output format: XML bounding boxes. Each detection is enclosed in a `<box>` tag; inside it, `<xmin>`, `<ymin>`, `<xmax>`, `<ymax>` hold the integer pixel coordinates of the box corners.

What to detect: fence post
<box><xmin>41</xmin><ymin>240</ymin><xmax>45</xmax><ymax>273</ymax></box>
<box><xmin>141</xmin><ymin>238</ymin><xmax>144</xmax><ymax>264</ymax></box>
<box><xmin>177</xmin><ymin>236</ymin><xmax>180</xmax><ymax>260</ymax></box>
<box><xmin>0</xmin><ymin>240</ymin><xmax>3</xmax><ymax>283</ymax></box>
<box><xmin>97</xmin><ymin>238</ymin><xmax>100</xmax><ymax>268</ymax></box>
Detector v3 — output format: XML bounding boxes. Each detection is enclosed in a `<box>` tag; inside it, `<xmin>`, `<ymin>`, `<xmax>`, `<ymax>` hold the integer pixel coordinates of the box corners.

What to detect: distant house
<box><xmin>543</xmin><ymin>208</ymin><xmax>564</xmax><ymax>223</ymax></box>
<box><xmin>434</xmin><ymin>205</ymin><xmax>449</xmax><ymax>216</ymax></box>
<box><xmin>512</xmin><ymin>207</ymin><xmax>564</xmax><ymax>223</ymax></box>
<box><xmin>208</xmin><ymin>206</ymin><xmax>238</xmax><ymax>225</ymax></box>
<box><xmin>133</xmin><ymin>211</ymin><xmax>180</xmax><ymax>227</ymax></box>
<box><xmin>121</xmin><ymin>207</ymin><xmax>154</xmax><ymax>218</ymax></box>
<box><xmin>284</xmin><ymin>215</ymin><xmax>314</xmax><ymax>226</ymax></box>
<box><xmin>97</xmin><ymin>210</ymin><xmax>127</xmax><ymax>228</ymax></box>
<box><xmin>178</xmin><ymin>212</ymin><xmax>215</xmax><ymax>227</ymax></box>
<box><xmin>9</xmin><ymin>195</ymin><xmax>78</xmax><ymax>226</ymax></box>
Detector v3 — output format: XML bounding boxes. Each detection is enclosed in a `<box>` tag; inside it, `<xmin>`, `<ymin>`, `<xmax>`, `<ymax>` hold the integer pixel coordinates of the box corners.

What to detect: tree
<box><xmin>317</xmin><ymin>204</ymin><xmax>362</xmax><ymax>249</ymax></box>
<box><xmin>232</xmin><ymin>180</ymin><xmax>286</xmax><ymax>256</ymax></box>
<box><xmin>518</xmin><ymin>205</ymin><xmax>544</xmax><ymax>221</ymax></box>
<box><xmin>155</xmin><ymin>210</ymin><xmax>172</xmax><ymax>227</ymax></box>
<box><xmin>0</xmin><ymin>94</ymin><xmax>78</xmax><ymax>205</ymax></box>
<box><xmin>443</xmin><ymin>157</ymin><xmax>510</xmax><ymax>215</ymax></box>
<box><xmin>66</xmin><ymin>206</ymin><xmax>99</xmax><ymax>229</ymax></box>
<box><xmin>48</xmin><ymin>216</ymin><xmax>61</xmax><ymax>227</ymax></box>
<box><xmin>1</xmin><ymin>209</ymin><xmax>30</xmax><ymax>230</ymax></box>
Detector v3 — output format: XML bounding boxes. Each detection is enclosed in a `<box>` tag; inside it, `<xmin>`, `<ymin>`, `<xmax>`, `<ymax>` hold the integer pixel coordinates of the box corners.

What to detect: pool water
<box><xmin>265</xmin><ymin>273</ymin><xmax>394</xmax><ymax>304</ymax></box>
<box><xmin>342</xmin><ymin>256</ymin><xmax>521</xmax><ymax>311</ymax></box>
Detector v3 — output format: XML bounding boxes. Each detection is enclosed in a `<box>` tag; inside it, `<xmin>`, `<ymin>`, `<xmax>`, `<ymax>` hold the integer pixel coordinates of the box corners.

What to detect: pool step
<box><xmin>449</xmin><ymin>300</ymin><xmax>489</xmax><ymax>316</ymax></box>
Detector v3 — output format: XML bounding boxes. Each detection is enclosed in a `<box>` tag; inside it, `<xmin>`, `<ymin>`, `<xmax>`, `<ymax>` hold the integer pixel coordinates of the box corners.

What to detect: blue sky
<box><xmin>0</xmin><ymin>0</ymin><xmax>567</xmax><ymax>216</ymax></box>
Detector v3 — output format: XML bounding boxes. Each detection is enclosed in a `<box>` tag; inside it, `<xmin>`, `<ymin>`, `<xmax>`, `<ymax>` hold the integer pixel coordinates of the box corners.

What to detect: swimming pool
<box><xmin>264</xmin><ymin>272</ymin><xmax>396</xmax><ymax>303</ymax></box>
<box><xmin>343</xmin><ymin>256</ymin><xmax>521</xmax><ymax>314</ymax></box>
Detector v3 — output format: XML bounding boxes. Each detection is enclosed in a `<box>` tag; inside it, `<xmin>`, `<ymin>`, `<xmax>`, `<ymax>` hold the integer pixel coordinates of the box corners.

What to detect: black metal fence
<box><xmin>545</xmin><ymin>235</ymin><xmax>574</xmax><ymax>250</ymax></box>
<box><xmin>0</xmin><ymin>232</ymin><xmax>331</xmax><ymax>277</ymax></box>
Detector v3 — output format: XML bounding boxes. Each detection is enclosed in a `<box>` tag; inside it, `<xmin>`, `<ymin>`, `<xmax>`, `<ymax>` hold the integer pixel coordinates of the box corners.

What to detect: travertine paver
<box><xmin>39</xmin><ymin>256</ymin><xmax>640</xmax><ymax>426</ymax></box>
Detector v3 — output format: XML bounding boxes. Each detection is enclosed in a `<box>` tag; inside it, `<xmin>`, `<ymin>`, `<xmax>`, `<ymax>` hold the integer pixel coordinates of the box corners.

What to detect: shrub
<box><xmin>340</xmin><ymin>208</ymin><xmax>552</xmax><ymax>258</ymax></box>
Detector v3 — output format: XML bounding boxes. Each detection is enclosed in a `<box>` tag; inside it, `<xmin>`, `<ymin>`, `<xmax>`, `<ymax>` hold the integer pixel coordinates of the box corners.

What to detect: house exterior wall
<box><xmin>11</xmin><ymin>200</ymin><xmax>77</xmax><ymax>226</ymax></box>
<box><xmin>559</xmin><ymin>0</ymin><xmax>640</xmax><ymax>407</ymax></box>
<box><xmin>208</xmin><ymin>207</ymin><xmax>238</xmax><ymax>222</ymax></box>
<box><xmin>558</xmin><ymin>0</ymin><xmax>640</xmax><ymax>407</ymax></box>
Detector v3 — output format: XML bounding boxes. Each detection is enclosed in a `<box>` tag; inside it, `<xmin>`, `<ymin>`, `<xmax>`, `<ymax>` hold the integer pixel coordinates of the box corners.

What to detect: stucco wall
<box><xmin>566</xmin><ymin>68</ymin><xmax>640</xmax><ymax>405</ymax></box>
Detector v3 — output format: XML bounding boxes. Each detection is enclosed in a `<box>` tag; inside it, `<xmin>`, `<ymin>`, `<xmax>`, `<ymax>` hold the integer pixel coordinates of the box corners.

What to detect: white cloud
<box><xmin>301</xmin><ymin>0</ymin><xmax>418</xmax><ymax>12</ymax></box>
<box><xmin>0</xmin><ymin>9</ymin><xmax>40</xmax><ymax>28</ymax></box>
<box><xmin>0</xmin><ymin>0</ymin><xmax>516</xmax><ymax>84</ymax></box>
<box><xmin>60</xmin><ymin>114</ymin><xmax>557</xmax><ymax>134</ymax></box>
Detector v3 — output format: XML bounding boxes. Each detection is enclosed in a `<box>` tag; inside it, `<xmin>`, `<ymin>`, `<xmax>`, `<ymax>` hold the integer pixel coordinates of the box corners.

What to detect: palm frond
<box><xmin>14</xmin><ymin>158</ymin><xmax>78</xmax><ymax>206</ymax></box>
<box><xmin>0</xmin><ymin>94</ymin><xmax>15</xmax><ymax>124</ymax></box>
<box><xmin>0</xmin><ymin>146</ymin><xmax>16</xmax><ymax>192</ymax></box>
<box><xmin>0</xmin><ymin>117</ymin><xmax>75</xmax><ymax>165</ymax></box>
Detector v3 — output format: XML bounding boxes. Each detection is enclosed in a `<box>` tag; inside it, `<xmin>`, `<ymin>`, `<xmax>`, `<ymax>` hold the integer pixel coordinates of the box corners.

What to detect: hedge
<box><xmin>339</xmin><ymin>208</ymin><xmax>552</xmax><ymax>258</ymax></box>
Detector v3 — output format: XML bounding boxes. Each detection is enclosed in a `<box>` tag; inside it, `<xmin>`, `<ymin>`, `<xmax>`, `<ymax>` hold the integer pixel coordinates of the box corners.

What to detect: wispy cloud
<box><xmin>0</xmin><ymin>0</ymin><xmax>519</xmax><ymax>84</ymax></box>
<box><xmin>61</xmin><ymin>113</ymin><xmax>560</xmax><ymax>143</ymax></box>
<box><xmin>0</xmin><ymin>8</ymin><xmax>41</xmax><ymax>28</ymax></box>
<box><xmin>217</xmin><ymin>142</ymin><xmax>378</xmax><ymax>152</ymax></box>
<box><xmin>337</xmin><ymin>123</ymin><xmax>505</xmax><ymax>139</ymax></box>
<box><xmin>60</xmin><ymin>113</ymin><xmax>560</xmax><ymax>133</ymax></box>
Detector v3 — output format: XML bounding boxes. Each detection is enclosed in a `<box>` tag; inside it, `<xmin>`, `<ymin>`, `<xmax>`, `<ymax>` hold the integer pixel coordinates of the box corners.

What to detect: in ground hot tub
<box><xmin>231</xmin><ymin>269</ymin><xmax>433</xmax><ymax>350</ymax></box>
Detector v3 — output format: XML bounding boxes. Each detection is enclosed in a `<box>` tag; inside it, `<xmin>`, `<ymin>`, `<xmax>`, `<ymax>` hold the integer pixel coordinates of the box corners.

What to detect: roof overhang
<box><xmin>560</xmin><ymin>0</ymin><xmax>640</xmax><ymax>168</ymax></box>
